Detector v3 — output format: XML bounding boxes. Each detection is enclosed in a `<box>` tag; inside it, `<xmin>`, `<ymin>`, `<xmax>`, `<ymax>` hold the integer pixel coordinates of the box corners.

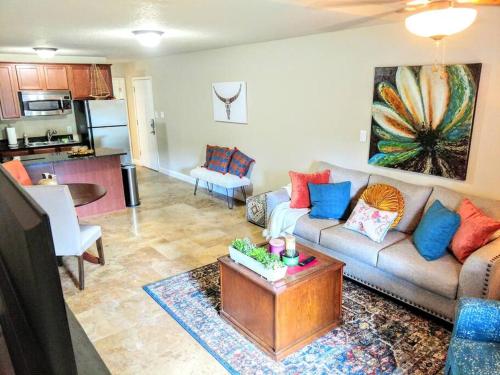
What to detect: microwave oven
<box><xmin>19</xmin><ymin>91</ymin><xmax>73</xmax><ymax>117</ymax></box>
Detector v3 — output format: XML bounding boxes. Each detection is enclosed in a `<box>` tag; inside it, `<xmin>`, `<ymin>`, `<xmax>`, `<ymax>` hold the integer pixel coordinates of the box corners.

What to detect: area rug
<box><xmin>143</xmin><ymin>263</ymin><xmax>450</xmax><ymax>374</ymax></box>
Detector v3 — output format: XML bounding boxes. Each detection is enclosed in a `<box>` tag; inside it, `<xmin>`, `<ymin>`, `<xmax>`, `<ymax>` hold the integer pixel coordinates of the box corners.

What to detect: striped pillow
<box><xmin>207</xmin><ymin>147</ymin><xmax>235</xmax><ymax>174</ymax></box>
<box><xmin>228</xmin><ymin>148</ymin><xmax>254</xmax><ymax>177</ymax></box>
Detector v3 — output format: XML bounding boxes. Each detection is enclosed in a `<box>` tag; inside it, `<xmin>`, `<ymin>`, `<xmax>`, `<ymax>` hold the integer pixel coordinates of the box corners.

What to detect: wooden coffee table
<box><xmin>218</xmin><ymin>241</ymin><xmax>344</xmax><ymax>360</ymax></box>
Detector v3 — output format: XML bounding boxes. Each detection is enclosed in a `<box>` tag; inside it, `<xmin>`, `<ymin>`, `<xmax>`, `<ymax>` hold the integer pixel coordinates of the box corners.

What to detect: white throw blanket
<box><xmin>263</xmin><ymin>201</ymin><xmax>309</xmax><ymax>239</ymax></box>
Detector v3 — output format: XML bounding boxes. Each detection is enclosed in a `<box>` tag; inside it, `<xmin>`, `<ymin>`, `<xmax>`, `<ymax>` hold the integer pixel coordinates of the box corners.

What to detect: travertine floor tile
<box><xmin>60</xmin><ymin>167</ymin><xmax>262</xmax><ymax>373</ymax></box>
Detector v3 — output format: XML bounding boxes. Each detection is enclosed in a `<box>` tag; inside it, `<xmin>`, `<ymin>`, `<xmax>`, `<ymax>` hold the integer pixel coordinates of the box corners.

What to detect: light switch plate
<box><xmin>160</xmin><ymin>111</ymin><xmax>165</xmax><ymax>119</ymax></box>
<box><xmin>359</xmin><ymin>130</ymin><xmax>367</xmax><ymax>143</ymax></box>
<box><xmin>67</xmin><ymin>126</ymin><xmax>73</xmax><ymax>134</ymax></box>
<box><xmin>154</xmin><ymin>111</ymin><xmax>159</xmax><ymax>119</ymax></box>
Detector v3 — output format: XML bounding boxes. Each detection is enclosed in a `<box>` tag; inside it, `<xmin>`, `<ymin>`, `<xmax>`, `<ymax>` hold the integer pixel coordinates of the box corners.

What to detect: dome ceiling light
<box><xmin>33</xmin><ymin>47</ymin><xmax>58</xmax><ymax>58</ymax></box>
<box><xmin>132</xmin><ymin>30</ymin><xmax>164</xmax><ymax>47</ymax></box>
<box><xmin>405</xmin><ymin>5</ymin><xmax>477</xmax><ymax>40</ymax></box>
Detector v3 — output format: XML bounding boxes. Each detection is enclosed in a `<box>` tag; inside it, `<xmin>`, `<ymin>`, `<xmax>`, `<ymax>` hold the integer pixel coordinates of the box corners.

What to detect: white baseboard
<box><xmin>158</xmin><ymin>167</ymin><xmax>245</xmax><ymax>202</ymax></box>
<box><xmin>159</xmin><ymin>168</ymin><xmax>196</xmax><ymax>185</ymax></box>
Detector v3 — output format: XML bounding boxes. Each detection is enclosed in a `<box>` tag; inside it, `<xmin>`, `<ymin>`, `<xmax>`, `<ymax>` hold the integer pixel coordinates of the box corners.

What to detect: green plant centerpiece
<box><xmin>229</xmin><ymin>238</ymin><xmax>287</xmax><ymax>282</ymax></box>
<box><xmin>281</xmin><ymin>235</ymin><xmax>300</xmax><ymax>266</ymax></box>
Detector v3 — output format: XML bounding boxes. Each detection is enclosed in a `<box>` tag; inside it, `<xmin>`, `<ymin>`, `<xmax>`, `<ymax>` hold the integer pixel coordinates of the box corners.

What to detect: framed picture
<box><xmin>212</xmin><ymin>81</ymin><xmax>247</xmax><ymax>124</ymax></box>
<box><xmin>369</xmin><ymin>63</ymin><xmax>482</xmax><ymax>181</ymax></box>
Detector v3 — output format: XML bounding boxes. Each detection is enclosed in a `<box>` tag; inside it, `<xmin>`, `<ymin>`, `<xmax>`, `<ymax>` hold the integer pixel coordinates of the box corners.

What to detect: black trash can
<box><xmin>121</xmin><ymin>164</ymin><xmax>140</xmax><ymax>207</ymax></box>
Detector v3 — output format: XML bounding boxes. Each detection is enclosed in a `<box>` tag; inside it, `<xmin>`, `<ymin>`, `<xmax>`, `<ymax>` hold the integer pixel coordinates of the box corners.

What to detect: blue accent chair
<box><xmin>445</xmin><ymin>298</ymin><xmax>500</xmax><ymax>375</ymax></box>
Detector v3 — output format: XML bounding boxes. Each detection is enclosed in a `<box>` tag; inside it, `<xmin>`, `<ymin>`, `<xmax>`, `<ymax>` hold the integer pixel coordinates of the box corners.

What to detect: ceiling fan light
<box><xmin>405</xmin><ymin>7</ymin><xmax>477</xmax><ymax>39</ymax></box>
<box><xmin>132</xmin><ymin>30</ymin><xmax>164</xmax><ymax>47</ymax></box>
<box><xmin>33</xmin><ymin>47</ymin><xmax>58</xmax><ymax>58</ymax></box>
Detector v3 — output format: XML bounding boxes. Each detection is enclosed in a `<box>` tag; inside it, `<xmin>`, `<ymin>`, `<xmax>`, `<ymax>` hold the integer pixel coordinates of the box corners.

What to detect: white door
<box><xmin>132</xmin><ymin>77</ymin><xmax>159</xmax><ymax>171</ymax></box>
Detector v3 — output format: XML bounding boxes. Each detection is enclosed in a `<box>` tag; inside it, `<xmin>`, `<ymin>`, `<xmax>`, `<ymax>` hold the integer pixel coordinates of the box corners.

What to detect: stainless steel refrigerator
<box><xmin>75</xmin><ymin>99</ymin><xmax>132</xmax><ymax>165</ymax></box>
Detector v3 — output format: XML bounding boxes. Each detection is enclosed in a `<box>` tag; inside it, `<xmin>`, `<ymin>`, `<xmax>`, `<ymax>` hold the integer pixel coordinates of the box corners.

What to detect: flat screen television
<box><xmin>0</xmin><ymin>165</ymin><xmax>78</xmax><ymax>374</ymax></box>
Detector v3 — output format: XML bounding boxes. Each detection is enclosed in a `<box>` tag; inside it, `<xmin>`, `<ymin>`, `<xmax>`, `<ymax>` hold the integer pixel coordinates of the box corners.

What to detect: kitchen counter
<box><xmin>0</xmin><ymin>136</ymin><xmax>81</xmax><ymax>152</ymax></box>
<box><xmin>20</xmin><ymin>147</ymin><xmax>126</xmax><ymax>165</ymax></box>
<box><xmin>22</xmin><ymin>148</ymin><xmax>127</xmax><ymax>217</ymax></box>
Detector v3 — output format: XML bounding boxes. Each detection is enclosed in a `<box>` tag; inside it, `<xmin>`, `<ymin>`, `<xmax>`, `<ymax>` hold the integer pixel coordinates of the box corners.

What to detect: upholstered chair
<box><xmin>2</xmin><ymin>160</ymin><xmax>33</xmax><ymax>186</ymax></box>
<box><xmin>24</xmin><ymin>185</ymin><xmax>104</xmax><ymax>290</ymax></box>
<box><xmin>445</xmin><ymin>298</ymin><xmax>500</xmax><ymax>374</ymax></box>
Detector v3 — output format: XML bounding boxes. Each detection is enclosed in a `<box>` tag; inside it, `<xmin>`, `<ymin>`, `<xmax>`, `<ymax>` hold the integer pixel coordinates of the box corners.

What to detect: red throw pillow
<box><xmin>203</xmin><ymin>145</ymin><xmax>217</xmax><ymax>167</ymax></box>
<box><xmin>450</xmin><ymin>199</ymin><xmax>500</xmax><ymax>263</ymax></box>
<box><xmin>289</xmin><ymin>170</ymin><xmax>330</xmax><ymax>209</ymax></box>
<box><xmin>2</xmin><ymin>160</ymin><xmax>33</xmax><ymax>186</ymax></box>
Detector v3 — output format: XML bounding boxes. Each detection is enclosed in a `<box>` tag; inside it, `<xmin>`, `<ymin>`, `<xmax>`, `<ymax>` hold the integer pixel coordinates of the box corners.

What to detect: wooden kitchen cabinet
<box><xmin>0</xmin><ymin>64</ymin><xmax>21</xmax><ymax>119</ymax></box>
<box><xmin>68</xmin><ymin>64</ymin><xmax>113</xmax><ymax>99</ymax></box>
<box><xmin>16</xmin><ymin>64</ymin><xmax>45</xmax><ymax>90</ymax></box>
<box><xmin>43</xmin><ymin>65</ymin><xmax>69</xmax><ymax>90</ymax></box>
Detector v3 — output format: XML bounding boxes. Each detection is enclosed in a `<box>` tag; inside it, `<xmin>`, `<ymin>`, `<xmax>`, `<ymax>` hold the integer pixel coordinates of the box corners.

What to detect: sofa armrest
<box><xmin>265</xmin><ymin>188</ymin><xmax>290</xmax><ymax>222</ymax></box>
<box><xmin>458</xmin><ymin>238</ymin><xmax>500</xmax><ymax>300</ymax></box>
<box><xmin>453</xmin><ymin>298</ymin><xmax>500</xmax><ymax>343</ymax></box>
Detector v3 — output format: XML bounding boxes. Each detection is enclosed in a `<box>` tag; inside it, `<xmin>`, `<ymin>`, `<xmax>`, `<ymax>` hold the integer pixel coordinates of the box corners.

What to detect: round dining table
<box><xmin>66</xmin><ymin>183</ymin><xmax>107</xmax><ymax>264</ymax></box>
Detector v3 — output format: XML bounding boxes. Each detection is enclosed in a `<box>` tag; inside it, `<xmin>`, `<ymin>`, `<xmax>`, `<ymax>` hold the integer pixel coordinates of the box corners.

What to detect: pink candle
<box><xmin>269</xmin><ymin>238</ymin><xmax>285</xmax><ymax>256</ymax></box>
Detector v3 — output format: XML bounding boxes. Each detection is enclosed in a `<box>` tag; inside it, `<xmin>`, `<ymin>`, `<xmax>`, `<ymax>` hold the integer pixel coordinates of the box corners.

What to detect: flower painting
<box><xmin>369</xmin><ymin>63</ymin><xmax>482</xmax><ymax>180</ymax></box>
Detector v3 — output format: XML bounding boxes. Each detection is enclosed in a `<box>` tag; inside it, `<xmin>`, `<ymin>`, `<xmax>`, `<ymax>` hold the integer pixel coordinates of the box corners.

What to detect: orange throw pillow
<box><xmin>289</xmin><ymin>170</ymin><xmax>330</xmax><ymax>209</ymax></box>
<box><xmin>450</xmin><ymin>198</ymin><xmax>500</xmax><ymax>263</ymax></box>
<box><xmin>2</xmin><ymin>160</ymin><xmax>32</xmax><ymax>186</ymax></box>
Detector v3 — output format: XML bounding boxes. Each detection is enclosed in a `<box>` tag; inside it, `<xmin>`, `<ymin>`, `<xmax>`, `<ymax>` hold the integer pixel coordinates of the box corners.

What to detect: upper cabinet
<box><xmin>16</xmin><ymin>64</ymin><xmax>69</xmax><ymax>90</ymax></box>
<box><xmin>16</xmin><ymin>64</ymin><xmax>44</xmax><ymax>90</ymax></box>
<box><xmin>43</xmin><ymin>65</ymin><xmax>69</xmax><ymax>90</ymax></box>
<box><xmin>68</xmin><ymin>64</ymin><xmax>113</xmax><ymax>100</ymax></box>
<box><xmin>0</xmin><ymin>64</ymin><xmax>21</xmax><ymax>119</ymax></box>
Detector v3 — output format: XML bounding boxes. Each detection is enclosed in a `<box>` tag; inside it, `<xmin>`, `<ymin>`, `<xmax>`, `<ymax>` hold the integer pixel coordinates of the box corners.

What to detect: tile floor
<box><xmin>60</xmin><ymin>167</ymin><xmax>263</xmax><ymax>374</ymax></box>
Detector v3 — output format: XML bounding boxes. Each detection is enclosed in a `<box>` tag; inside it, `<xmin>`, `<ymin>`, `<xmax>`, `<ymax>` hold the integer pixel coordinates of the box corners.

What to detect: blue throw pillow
<box><xmin>308</xmin><ymin>182</ymin><xmax>351</xmax><ymax>220</ymax></box>
<box><xmin>413</xmin><ymin>200</ymin><xmax>460</xmax><ymax>261</ymax></box>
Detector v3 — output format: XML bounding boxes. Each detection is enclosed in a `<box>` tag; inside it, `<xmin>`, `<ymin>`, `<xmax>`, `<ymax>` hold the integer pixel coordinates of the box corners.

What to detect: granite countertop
<box><xmin>20</xmin><ymin>148</ymin><xmax>126</xmax><ymax>165</ymax></box>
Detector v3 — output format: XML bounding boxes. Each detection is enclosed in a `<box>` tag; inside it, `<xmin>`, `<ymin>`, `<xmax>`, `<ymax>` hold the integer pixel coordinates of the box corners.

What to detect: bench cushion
<box><xmin>377</xmin><ymin>238</ymin><xmax>461</xmax><ymax>299</ymax></box>
<box><xmin>319</xmin><ymin>225</ymin><xmax>407</xmax><ymax>266</ymax></box>
<box><xmin>190</xmin><ymin>167</ymin><xmax>250</xmax><ymax>189</ymax></box>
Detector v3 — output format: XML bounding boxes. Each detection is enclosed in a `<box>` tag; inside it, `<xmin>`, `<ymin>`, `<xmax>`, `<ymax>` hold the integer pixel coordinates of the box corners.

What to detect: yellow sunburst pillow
<box><xmin>360</xmin><ymin>184</ymin><xmax>405</xmax><ymax>228</ymax></box>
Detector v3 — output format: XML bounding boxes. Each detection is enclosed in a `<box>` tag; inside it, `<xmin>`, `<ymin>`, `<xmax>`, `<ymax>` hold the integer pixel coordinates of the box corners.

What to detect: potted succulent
<box><xmin>229</xmin><ymin>238</ymin><xmax>287</xmax><ymax>282</ymax></box>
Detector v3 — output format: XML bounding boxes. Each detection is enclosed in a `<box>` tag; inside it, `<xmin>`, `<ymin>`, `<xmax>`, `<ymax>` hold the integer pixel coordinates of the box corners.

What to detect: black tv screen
<box><xmin>0</xmin><ymin>165</ymin><xmax>78</xmax><ymax>374</ymax></box>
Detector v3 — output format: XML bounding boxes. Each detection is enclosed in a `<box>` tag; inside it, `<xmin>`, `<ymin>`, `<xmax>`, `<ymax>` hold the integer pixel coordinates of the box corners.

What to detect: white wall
<box><xmin>116</xmin><ymin>10</ymin><xmax>500</xmax><ymax>199</ymax></box>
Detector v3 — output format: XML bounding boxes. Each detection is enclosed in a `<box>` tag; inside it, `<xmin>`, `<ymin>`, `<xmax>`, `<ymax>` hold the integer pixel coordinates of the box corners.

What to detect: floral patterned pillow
<box><xmin>344</xmin><ymin>199</ymin><xmax>398</xmax><ymax>243</ymax></box>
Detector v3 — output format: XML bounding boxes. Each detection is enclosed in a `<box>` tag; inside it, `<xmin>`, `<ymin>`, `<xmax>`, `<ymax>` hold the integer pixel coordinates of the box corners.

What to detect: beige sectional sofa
<box><xmin>265</xmin><ymin>162</ymin><xmax>500</xmax><ymax>322</ymax></box>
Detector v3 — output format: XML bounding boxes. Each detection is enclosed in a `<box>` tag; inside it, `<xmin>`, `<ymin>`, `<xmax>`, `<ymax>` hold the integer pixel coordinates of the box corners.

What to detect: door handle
<box><xmin>150</xmin><ymin>119</ymin><xmax>156</xmax><ymax>135</ymax></box>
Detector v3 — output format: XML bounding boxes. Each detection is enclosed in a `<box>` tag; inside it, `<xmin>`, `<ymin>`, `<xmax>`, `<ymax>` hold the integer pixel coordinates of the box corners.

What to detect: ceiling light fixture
<box><xmin>405</xmin><ymin>6</ymin><xmax>477</xmax><ymax>40</ymax></box>
<box><xmin>33</xmin><ymin>47</ymin><xmax>58</xmax><ymax>58</ymax></box>
<box><xmin>132</xmin><ymin>30</ymin><xmax>164</xmax><ymax>47</ymax></box>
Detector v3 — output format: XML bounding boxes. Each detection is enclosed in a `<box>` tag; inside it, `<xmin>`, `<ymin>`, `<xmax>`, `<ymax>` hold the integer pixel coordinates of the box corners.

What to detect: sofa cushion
<box><xmin>319</xmin><ymin>225</ymin><xmax>407</xmax><ymax>266</ymax></box>
<box><xmin>378</xmin><ymin>238</ymin><xmax>461</xmax><ymax>299</ymax></box>
<box><xmin>294</xmin><ymin>215</ymin><xmax>340</xmax><ymax>243</ymax></box>
<box><xmin>368</xmin><ymin>174</ymin><xmax>433</xmax><ymax>234</ymax></box>
<box><xmin>317</xmin><ymin>161</ymin><xmax>370</xmax><ymax>203</ymax></box>
<box><xmin>425</xmin><ymin>186</ymin><xmax>500</xmax><ymax>221</ymax></box>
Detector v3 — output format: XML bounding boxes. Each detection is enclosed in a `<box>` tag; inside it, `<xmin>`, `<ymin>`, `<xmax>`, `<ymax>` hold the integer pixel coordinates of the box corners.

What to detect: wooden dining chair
<box><xmin>24</xmin><ymin>185</ymin><xmax>104</xmax><ymax>290</ymax></box>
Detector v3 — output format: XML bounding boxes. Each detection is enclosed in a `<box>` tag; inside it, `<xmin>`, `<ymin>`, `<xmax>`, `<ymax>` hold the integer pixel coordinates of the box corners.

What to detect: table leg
<box><xmin>83</xmin><ymin>251</ymin><xmax>100</xmax><ymax>264</ymax></box>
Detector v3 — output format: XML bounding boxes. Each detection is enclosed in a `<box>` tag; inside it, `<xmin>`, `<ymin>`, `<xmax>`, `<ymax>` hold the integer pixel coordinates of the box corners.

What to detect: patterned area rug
<box><xmin>144</xmin><ymin>263</ymin><xmax>450</xmax><ymax>374</ymax></box>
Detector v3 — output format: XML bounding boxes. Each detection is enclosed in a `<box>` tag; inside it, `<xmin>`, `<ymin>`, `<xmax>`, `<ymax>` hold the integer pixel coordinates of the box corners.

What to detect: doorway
<box><xmin>132</xmin><ymin>77</ymin><xmax>159</xmax><ymax>171</ymax></box>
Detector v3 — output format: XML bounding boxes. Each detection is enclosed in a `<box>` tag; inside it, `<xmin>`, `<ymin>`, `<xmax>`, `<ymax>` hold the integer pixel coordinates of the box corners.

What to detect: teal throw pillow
<box><xmin>413</xmin><ymin>200</ymin><xmax>460</xmax><ymax>261</ymax></box>
<box><xmin>308</xmin><ymin>181</ymin><xmax>351</xmax><ymax>220</ymax></box>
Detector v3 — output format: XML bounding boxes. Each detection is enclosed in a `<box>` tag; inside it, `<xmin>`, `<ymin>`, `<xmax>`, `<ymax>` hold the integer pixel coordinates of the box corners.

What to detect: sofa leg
<box><xmin>226</xmin><ymin>188</ymin><xmax>234</xmax><ymax>209</ymax></box>
<box><xmin>78</xmin><ymin>256</ymin><xmax>84</xmax><ymax>290</ymax></box>
<box><xmin>96</xmin><ymin>237</ymin><xmax>105</xmax><ymax>265</ymax></box>
<box><xmin>240</xmin><ymin>186</ymin><xmax>247</xmax><ymax>202</ymax></box>
<box><xmin>194</xmin><ymin>178</ymin><xmax>199</xmax><ymax>196</ymax></box>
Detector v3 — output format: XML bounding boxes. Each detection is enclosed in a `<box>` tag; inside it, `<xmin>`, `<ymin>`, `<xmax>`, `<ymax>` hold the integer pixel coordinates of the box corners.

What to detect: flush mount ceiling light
<box><xmin>33</xmin><ymin>47</ymin><xmax>58</xmax><ymax>58</ymax></box>
<box><xmin>405</xmin><ymin>6</ymin><xmax>477</xmax><ymax>40</ymax></box>
<box><xmin>132</xmin><ymin>30</ymin><xmax>164</xmax><ymax>47</ymax></box>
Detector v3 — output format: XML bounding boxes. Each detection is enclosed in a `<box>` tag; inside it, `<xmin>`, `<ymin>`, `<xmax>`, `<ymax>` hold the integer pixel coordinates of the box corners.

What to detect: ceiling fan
<box><xmin>302</xmin><ymin>0</ymin><xmax>500</xmax><ymax>39</ymax></box>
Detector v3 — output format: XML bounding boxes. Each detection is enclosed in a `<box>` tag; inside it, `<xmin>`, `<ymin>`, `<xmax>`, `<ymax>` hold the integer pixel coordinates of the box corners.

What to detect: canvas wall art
<box><xmin>369</xmin><ymin>63</ymin><xmax>482</xmax><ymax>181</ymax></box>
<box><xmin>212</xmin><ymin>81</ymin><xmax>247</xmax><ymax>124</ymax></box>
